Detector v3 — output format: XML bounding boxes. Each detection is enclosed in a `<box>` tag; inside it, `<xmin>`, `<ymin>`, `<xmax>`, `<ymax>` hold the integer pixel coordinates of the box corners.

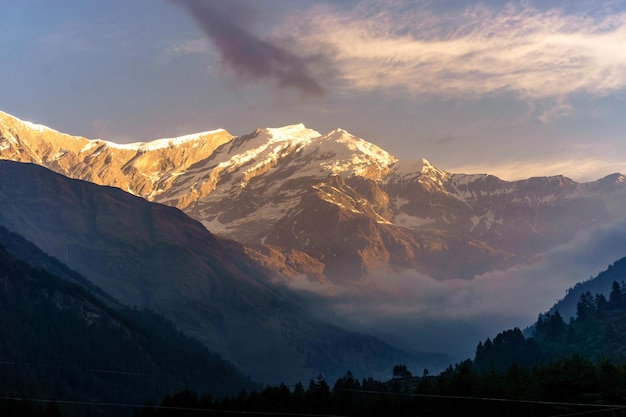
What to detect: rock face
<box><xmin>0</xmin><ymin>110</ymin><xmax>233</xmax><ymax>197</ymax></box>
<box><xmin>1</xmin><ymin>110</ymin><xmax>625</xmax><ymax>282</ymax></box>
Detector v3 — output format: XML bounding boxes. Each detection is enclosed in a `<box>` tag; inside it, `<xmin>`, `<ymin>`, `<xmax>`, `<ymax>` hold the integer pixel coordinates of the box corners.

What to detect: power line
<box><xmin>0</xmin><ymin>360</ymin><xmax>261</xmax><ymax>387</ymax></box>
<box><xmin>0</xmin><ymin>396</ymin><xmax>347</xmax><ymax>416</ymax></box>
<box><xmin>340</xmin><ymin>389</ymin><xmax>626</xmax><ymax>413</ymax></box>
<box><xmin>0</xmin><ymin>360</ymin><xmax>332</xmax><ymax>390</ymax></box>
<box><xmin>408</xmin><ymin>391</ymin><xmax>625</xmax><ymax>409</ymax></box>
<box><xmin>2</xmin><ymin>390</ymin><xmax>624</xmax><ymax>417</ymax></box>
<box><xmin>549</xmin><ymin>406</ymin><xmax>626</xmax><ymax>417</ymax></box>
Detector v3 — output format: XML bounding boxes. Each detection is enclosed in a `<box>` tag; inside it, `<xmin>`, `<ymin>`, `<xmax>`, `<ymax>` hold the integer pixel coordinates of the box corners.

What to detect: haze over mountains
<box><xmin>2</xmin><ymin>109</ymin><xmax>626</xmax><ymax>365</ymax></box>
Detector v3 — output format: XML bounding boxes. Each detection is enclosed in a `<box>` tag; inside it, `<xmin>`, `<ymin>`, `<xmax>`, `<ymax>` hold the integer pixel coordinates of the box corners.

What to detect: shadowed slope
<box><xmin>0</xmin><ymin>160</ymin><xmax>434</xmax><ymax>382</ymax></box>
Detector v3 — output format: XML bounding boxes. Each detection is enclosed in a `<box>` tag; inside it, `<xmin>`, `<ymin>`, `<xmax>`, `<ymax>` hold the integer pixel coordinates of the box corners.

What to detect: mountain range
<box><xmin>2</xmin><ymin>110</ymin><xmax>624</xmax><ymax>285</ymax></box>
<box><xmin>1</xmin><ymin>109</ymin><xmax>625</xmax><ymax>381</ymax></box>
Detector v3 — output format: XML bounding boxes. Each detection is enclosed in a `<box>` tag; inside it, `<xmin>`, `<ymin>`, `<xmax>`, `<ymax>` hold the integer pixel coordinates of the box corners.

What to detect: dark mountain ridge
<box><xmin>0</xmin><ymin>225</ymin><xmax>116</xmax><ymax>303</ymax></box>
<box><xmin>549</xmin><ymin>257</ymin><xmax>626</xmax><ymax>319</ymax></box>
<box><xmin>0</xmin><ymin>237</ymin><xmax>251</xmax><ymax>415</ymax></box>
<box><xmin>0</xmin><ymin>160</ymin><xmax>440</xmax><ymax>382</ymax></box>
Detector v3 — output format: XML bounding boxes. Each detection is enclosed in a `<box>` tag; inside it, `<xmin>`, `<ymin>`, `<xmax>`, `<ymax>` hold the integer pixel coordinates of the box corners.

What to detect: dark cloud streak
<box><xmin>169</xmin><ymin>0</ymin><xmax>326</xmax><ymax>96</ymax></box>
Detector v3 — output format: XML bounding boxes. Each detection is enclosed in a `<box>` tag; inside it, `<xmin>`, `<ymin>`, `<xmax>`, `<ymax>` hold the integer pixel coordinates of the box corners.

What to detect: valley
<box><xmin>1</xmin><ymin>110</ymin><xmax>626</xmax><ymax>415</ymax></box>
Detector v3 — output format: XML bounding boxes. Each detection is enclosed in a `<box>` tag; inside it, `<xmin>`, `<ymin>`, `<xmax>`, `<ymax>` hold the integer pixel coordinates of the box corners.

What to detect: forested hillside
<box><xmin>0</xmin><ymin>242</ymin><xmax>253</xmax><ymax>417</ymax></box>
<box><xmin>475</xmin><ymin>277</ymin><xmax>626</xmax><ymax>371</ymax></box>
<box><xmin>550</xmin><ymin>257</ymin><xmax>626</xmax><ymax>319</ymax></box>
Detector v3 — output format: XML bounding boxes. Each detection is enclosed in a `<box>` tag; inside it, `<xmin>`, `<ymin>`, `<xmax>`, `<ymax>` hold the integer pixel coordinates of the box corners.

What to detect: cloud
<box><xmin>161</xmin><ymin>38</ymin><xmax>217</xmax><ymax>72</ymax></box>
<box><xmin>538</xmin><ymin>100</ymin><xmax>575</xmax><ymax>123</ymax></box>
<box><xmin>168</xmin><ymin>38</ymin><xmax>212</xmax><ymax>55</ymax></box>
<box><xmin>281</xmin><ymin>191</ymin><xmax>626</xmax><ymax>357</ymax></box>
<box><xmin>169</xmin><ymin>0</ymin><xmax>325</xmax><ymax>96</ymax></box>
<box><xmin>281</xmin><ymin>2</ymin><xmax>626</xmax><ymax>101</ymax></box>
<box><xmin>38</xmin><ymin>24</ymin><xmax>94</xmax><ymax>56</ymax></box>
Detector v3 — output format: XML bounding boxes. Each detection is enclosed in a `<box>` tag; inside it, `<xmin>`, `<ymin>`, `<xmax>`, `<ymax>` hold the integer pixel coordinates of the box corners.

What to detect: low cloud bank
<box><xmin>282</xmin><ymin>198</ymin><xmax>626</xmax><ymax>358</ymax></box>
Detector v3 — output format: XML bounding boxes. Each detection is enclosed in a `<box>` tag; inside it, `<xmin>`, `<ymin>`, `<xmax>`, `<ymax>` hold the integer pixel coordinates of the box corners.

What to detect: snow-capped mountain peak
<box><xmin>324</xmin><ymin>129</ymin><xmax>398</xmax><ymax>167</ymax></box>
<box><xmin>387</xmin><ymin>158</ymin><xmax>451</xmax><ymax>187</ymax></box>
<box><xmin>0</xmin><ymin>110</ymin><xmax>234</xmax><ymax>197</ymax></box>
<box><xmin>183</xmin><ymin>124</ymin><xmax>398</xmax><ymax>189</ymax></box>
<box><xmin>264</xmin><ymin>123</ymin><xmax>321</xmax><ymax>143</ymax></box>
<box><xmin>106</xmin><ymin>129</ymin><xmax>228</xmax><ymax>152</ymax></box>
<box><xmin>0</xmin><ymin>111</ymin><xmax>58</xmax><ymax>135</ymax></box>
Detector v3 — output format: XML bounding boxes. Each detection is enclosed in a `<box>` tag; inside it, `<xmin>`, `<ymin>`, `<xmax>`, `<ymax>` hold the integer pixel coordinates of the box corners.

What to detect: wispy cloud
<box><xmin>282</xmin><ymin>2</ymin><xmax>626</xmax><ymax>101</ymax></box>
<box><xmin>38</xmin><ymin>24</ymin><xmax>94</xmax><ymax>56</ymax></box>
<box><xmin>36</xmin><ymin>20</ymin><xmax>142</xmax><ymax>60</ymax></box>
<box><xmin>537</xmin><ymin>100</ymin><xmax>575</xmax><ymax>123</ymax></box>
<box><xmin>430</xmin><ymin>134</ymin><xmax>459</xmax><ymax>145</ymax></box>
<box><xmin>168</xmin><ymin>38</ymin><xmax>212</xmax><ymax>55</ymax></box>
<box><xmin>161</xmin><ymin>38</ymin><xmax>216</xmax><ymax>69</ymax></box>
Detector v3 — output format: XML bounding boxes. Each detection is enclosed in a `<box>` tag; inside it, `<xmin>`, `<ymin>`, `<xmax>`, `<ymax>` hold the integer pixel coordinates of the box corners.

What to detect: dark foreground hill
<box><xmin>0</xmin><ymin>236</ymin><xmax>252</xmax><ymax>417</ymax></box>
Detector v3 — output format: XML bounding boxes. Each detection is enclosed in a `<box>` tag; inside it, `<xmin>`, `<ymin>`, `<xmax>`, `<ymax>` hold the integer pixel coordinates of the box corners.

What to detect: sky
<box><xmin>1</xmin><ymin>0</ymin><xmax>626</xmax><ymax>181</ymax></box>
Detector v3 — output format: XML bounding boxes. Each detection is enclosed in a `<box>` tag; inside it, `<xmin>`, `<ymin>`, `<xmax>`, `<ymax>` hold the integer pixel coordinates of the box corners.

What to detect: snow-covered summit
<box><xmin>0</xmin><ymin>110</ymin><xmax>72</xmax><ymax>138</ymax></box>
<box><xmin>107</xmin><ymin>129</ymin><xmax>228</xmax><ymax>152</ymax></box>
<box><xmin>0</xmin><ymin>110</ymin><xmax>231</xmax><ymax>154</ymax></box>
<box><xmin>388</xmin><ymin>158</ymin><xmax>451</xmax><ymax>186</ymax></box>
<box><xmin>263</xmin><ymin>123</ymin><xmax>321</xmax><ymax>143</ymax></box>
<box><xmin>323</xmin><ymin>129</ymin><xmax>397</xmax><ymax>168</ymax></box>
<box><xmin>191</xmin><ymin>124</ymin><xmax>397</xmax><ymax>181</ymax></box>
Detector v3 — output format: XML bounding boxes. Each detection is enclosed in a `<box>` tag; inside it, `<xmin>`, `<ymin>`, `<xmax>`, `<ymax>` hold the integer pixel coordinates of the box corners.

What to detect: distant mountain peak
<box><xmin>263</xmin><ymin>123</ymin><xmax>321</xmax><ymax>142</ymax></box>
<box><xmin>0</xmin><ymin>110</ymin><xmax>66</xmax><ymax>138</ymax></box>
<box><xmin>324</xmin><ymin>128</ymin><xmax>398</xmax><ymax>168</ymax></box>
<box><xmin>388</xmin><ymin>158</ymin><xmax>449</xmax><ymax>185</ymax></box>
<box><xmin>0</xmin><ymin>110</ymin><xmax>49</xmax><ymax>132</ymax></box>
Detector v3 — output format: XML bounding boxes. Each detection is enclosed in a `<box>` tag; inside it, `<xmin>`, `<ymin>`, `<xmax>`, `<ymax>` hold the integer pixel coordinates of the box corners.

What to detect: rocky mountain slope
<box><xmin>1</xmin><ymin>110</ymin><xmax>624</xmax><ymax>282</ymax></box>
<box><xmin>0</xmin><ymin>110</ymin><xmax>233</xmax><ymax>197</ymax></box>
<box><xmin>0</xmin><ymin>160</ymin><xmax>436</xmax><ymax>382</ymax></box>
